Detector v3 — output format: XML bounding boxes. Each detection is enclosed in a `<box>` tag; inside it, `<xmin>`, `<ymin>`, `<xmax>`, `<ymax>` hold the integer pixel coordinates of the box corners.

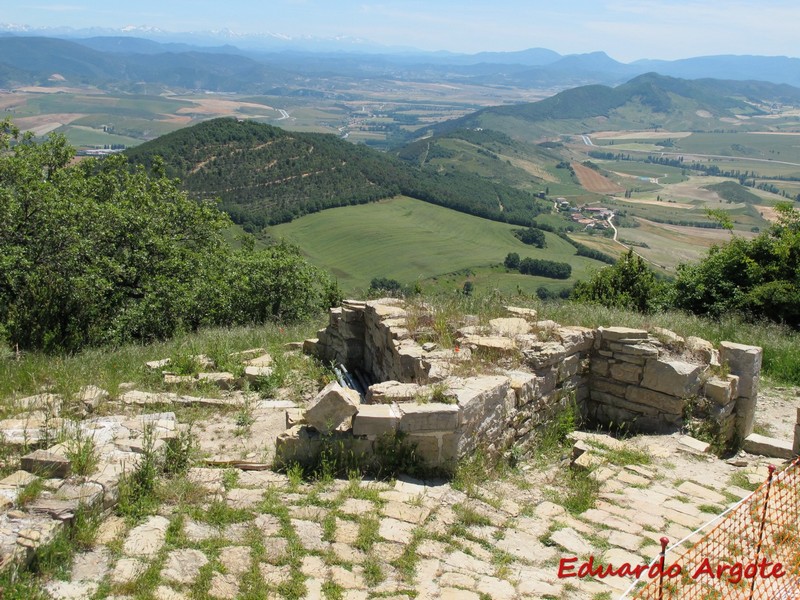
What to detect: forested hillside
<box><xmin>125</xmin><ymin>118</ymin><xmax>550</xmax><ymax>231</ymax></box>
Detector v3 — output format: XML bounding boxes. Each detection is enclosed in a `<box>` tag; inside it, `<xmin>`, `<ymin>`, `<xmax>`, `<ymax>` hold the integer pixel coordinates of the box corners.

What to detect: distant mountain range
<box><xmin>427</xmin><ymin>73</ymin><xmax>800</xmax><ymax>139</ymax></box>
<box><xmin>2</xmin><ymin>30</ymin><xmax>800</xmax><ymax>91</ymax></box>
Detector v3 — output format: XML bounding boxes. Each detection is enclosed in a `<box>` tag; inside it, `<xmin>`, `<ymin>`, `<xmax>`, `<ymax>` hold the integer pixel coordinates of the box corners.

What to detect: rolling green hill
<box><xmin>424</xmin><ymin>73</ymin><xmax>800</xmax><ymax>140</ymax></box>
<box><xmin>269</xmin><ymin>196</ymin><xmax>606</xmax><ymax>293</ymax></box>
<box><xmin>125</xmin><ymin>118</ymin><xmax>550</xmax><ymax>231</ymax></box>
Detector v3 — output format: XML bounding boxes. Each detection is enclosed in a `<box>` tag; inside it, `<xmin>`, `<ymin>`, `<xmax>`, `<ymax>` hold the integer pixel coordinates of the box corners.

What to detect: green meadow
<box><xmin>269</xmin><ymin>196</ymin><xmax>607</xmax><ymax>293</ymax></box>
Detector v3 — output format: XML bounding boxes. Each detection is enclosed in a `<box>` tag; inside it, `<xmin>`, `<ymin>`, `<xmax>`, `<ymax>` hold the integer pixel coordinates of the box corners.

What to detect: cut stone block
<box><xmin>244</xmin><ymin>366</ymin><xmax>274</xmax><ymax>382</ymax></box>
<box><xmin>398</xmin><ymin>403</ymin><xmax>460</xmax><ymax>432</ymax></box>
<box><xmin>304</xmin><ymin>382</ymin><xmax>360</xmax><ymax>434</ymax></box>
<box><xmin>599</xmin><ymin>326</ymin><xmax>648</xmax><ymax>342</ymax></box>
<box><xmin>504</xmin><ymin>306</ymin><xmax>538</xmax><ymax>320</ymax></box>
<box><xmin>743</xmin><ymin>433</ymin><xmax>795</xmax><ymax>460</ymax></box>
<box><xmin>523</xmin><ymin>342</ymin><xmax>566</xmax><ymax>369</ymax></box>
<box><xmin>719</xmin><ymin>342</ymin><xmax>762</xmax><ymax>399</ymax></box>
<box><xmin>686</xmin><ymin>336</ymin><xmax>715</xmax><ymax>362</ymax></box>
<box><xmin>353</xmin><ymin>404</ymin><xmax>400</xmax><ymax>437</ymax></box>
<box><xmin>77</xmin><ymin>385</ymin><xmax>108</xmax><ymax>412</ymax></box>
<box><xmin>244</xmin><ymin>352</ymin><xmax>273</xmax><ymax>367</ymax></box>
<box><xmin>703</xmin><ymin>375</ymin><xmax>738</xmax><ymax>406</ymax></box>
<box><xmin>641</xmin><ymin>359</ymin><xmax>702</xmax><ymax>398</ymax></box>
<box><xmin>488</xmin><ymin>317</ymin><xmax>531</xmax><ymax>337</ymax></box>
<box><xmin>196</xmin><ymin>372</ymin><xmax>235</xmax><ymax>389</ymax></box>
<box><xmin>678</xmin><ymin>435</ymin><xmax>710</xmax><ymax>454</ymax></box>
<box><xmin>145</xmin><ymin>358</ymin><xmax>171</xmax><ymax>369</ymax></box>
<box><xmin>366</xmin><ymin>381</ymin><xmax>422</xmax><ymax>404</ymax></box>
<box><xmin>21</xmin><ymin>449</ymin><xmax>71</xmax><ymax>478</ymax></box>
<box><xmin>460</xmin><ymin>335</ymin><xmax>516</xmax><ymax>354</ymax></box>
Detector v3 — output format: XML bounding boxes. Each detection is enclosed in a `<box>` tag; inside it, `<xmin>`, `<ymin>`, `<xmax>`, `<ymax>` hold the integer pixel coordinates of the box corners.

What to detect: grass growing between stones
<box><xmin>0</xmin><ymin>506</ymin><xmax>101</xmax><ymax>599</ymax></box>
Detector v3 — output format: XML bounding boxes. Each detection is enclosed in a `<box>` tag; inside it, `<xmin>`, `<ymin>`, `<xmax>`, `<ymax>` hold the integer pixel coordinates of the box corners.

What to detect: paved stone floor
<box><xmin>39</xmin><ymin>424</ymin><xmax>786</xmax><ymax>600</ymax></box>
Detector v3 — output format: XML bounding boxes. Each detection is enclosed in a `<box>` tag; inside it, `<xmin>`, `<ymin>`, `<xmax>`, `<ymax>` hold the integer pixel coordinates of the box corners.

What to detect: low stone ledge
<box><xmin>743</xmin><ymin>433</ymin><xmax>795</xmax><ymax>460</ymax></box>
<box><xmin>398</xmin><ymin>404</ymin><xmax>460</xmax><ymax>433</ymax></box>
<box><xmin>353</xmin><ymin>404</ymin><xmax>400</xmax><ymax>437</ymax></box>
<box><xmin>598</xmin><ymin>327</ymin><xmax>649</xmax><ymax>342</ymax></box>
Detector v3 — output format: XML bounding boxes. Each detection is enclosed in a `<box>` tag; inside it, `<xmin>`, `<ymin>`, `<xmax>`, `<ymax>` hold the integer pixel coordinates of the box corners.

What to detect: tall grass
<box><xmin>0</xmin><ymin>319</ymin><xmax>325</xmax><ymax>412</ymax></box>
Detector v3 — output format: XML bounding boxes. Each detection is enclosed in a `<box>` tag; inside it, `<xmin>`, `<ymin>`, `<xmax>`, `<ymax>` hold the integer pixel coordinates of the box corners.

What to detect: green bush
<box><xmin>572</xmin><ymin>250</ymin><xmax>668</xmax><ymax>313</ymax></box>
<box><xmin>0</xmin><ymin>121</ymin><xmax>340</xmax><ymax>352</ymax></box>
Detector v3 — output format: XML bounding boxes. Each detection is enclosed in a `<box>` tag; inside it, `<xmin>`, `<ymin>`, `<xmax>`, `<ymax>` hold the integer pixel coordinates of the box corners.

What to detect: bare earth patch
<box><xmin>572</xmin><ymin>161</ymin><xmax>625</xmax><ymax>194</ymax></box>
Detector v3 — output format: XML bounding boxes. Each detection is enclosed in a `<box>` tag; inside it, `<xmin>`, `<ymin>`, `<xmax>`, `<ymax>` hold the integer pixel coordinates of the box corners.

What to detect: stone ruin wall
<box><xmin>276</xmin><ymin>299</ymin><xmax>763</xmax><ymax>474</ymax></box>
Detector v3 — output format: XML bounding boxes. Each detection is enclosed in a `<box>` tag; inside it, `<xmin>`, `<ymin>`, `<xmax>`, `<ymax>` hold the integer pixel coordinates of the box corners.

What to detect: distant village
<box><xmin>555</xmin><ymin>197</ymin><xmax>613</xmax><ymax>229</ymax></box>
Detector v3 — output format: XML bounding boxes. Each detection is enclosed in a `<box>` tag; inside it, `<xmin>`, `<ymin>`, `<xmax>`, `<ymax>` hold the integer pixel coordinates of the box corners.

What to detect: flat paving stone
<box><xmin>122</xmin><ymin>515</ymin><xmax>170</xmax><ymax>559</ymax></box>
<box><xmin>219</xmin><ymin>545</ymin><xmax>251</xmax><ymax>576</ymax></box>
<box><xmin>209</xmin><ymin>573</ymin><xmax>239</xmax><ymax>599</ymax></box>
<box><xmin>676</xmin><ymin>481</ymin><xmax>727</xmax><ymax>504</ymax></box>
<box><xmin>378</xmin><ymin>517</ymin><xmax>415</xmax><ymax>544</ymax></box>
<box><xmin>110</xmin><ymin>558</ymin><xmax>147</xmax><ymax>585</ymax></box>
<box><xmin>161</xmin><ymin>548</ymin><xmax>209</xmax><ymax>585</ymax></box>
<box><xmin>292</xmin><ymin>519</ymin><xmax>328</xmax><ymax>551</ymax></box>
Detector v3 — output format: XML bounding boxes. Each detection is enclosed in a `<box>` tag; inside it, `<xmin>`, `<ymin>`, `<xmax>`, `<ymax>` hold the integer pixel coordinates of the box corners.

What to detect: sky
<box><xmin>2</xmin><ymin>0</ymin><xmax>799</xmax><ymax>62</ymax></box>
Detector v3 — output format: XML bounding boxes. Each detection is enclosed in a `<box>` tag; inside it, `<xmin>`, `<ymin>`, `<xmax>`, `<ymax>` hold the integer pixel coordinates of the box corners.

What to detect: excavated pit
<box><xmin>275</xmin><ymin>299</ymin><xmax>762</xmax><ymax>475</ymax></box>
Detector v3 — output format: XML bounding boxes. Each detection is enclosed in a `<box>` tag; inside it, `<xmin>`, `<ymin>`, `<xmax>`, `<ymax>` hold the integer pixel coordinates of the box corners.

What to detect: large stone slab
<box><xmin>21</xmin><ymin>449</ymin><xmax>71</xmax><ymax>478</ymax></box>
<box><xmin>599</xmin><ymin>327</ymin><xmax>648</xmax><ymax>342</ymax></box>
<box><xmin>353</xmin><ymin>404</ymin><xmax>400</xmax><ymax>437</ymax></box>
<box><xmin>304</xmin><ymin>382</ymin><xmax>360</xmax><ymax>434</ymax></box>
<box><xmin>489</xmin><ymin>317</ymin><xmax>531</xmax><ymax>336</ymax></box>
<box><xmin>398</xmin><ymin>403</ymin><xmax>460</xmax><ymax>433</ymax></box>
<box><xmin>641</xmin><ymin>359</ymin><xmax>702</xmax><ymax>398</ymax></box>
<box><xmin>122</xmin><ymin>515</ymin><xmax>170</xmax><ymax>558</ymax></box>
<box><xmin>743</xmin><ymin>433</ymin><xmax>795</xmax><ymax>459</ymax></box>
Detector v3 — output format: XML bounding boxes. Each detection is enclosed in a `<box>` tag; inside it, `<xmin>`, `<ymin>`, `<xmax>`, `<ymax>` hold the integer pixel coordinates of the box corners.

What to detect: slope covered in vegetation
<box><xmin>125</xmin><ymin>118</ymin><xmax>550</xmax><ymax>231</ymax></box>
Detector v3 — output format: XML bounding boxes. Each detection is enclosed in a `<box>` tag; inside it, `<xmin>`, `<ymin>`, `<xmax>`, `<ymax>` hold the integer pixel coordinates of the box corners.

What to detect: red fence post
<box><xmin>748</xmin><ymin>464</ymin><xmax>776</xmax><ymax>600</ymax></box>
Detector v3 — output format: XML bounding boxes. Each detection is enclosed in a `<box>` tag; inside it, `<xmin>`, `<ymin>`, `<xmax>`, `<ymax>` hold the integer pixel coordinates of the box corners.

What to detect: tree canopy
<box><xmin>0</xmin><ymin>120</ymin><xmax>339</xmax><ymax>352</ymax></box>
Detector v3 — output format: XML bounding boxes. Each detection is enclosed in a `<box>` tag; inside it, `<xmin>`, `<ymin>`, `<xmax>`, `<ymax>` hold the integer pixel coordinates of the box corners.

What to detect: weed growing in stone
<box><xmin>64</xmin><ymin>428</ymin><xmax>99</xmax><ymax>477</ymax></box>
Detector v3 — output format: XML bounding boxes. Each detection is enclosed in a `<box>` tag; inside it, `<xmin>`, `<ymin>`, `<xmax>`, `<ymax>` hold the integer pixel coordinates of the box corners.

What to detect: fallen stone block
<box><xmin>244</xmin><ymin>353</ymin><xmax>273</xmax><ymax>367</ymax></box>
<box><xmin>504</xmin><ymin>306</ymin><xmax>538</xmax><ymax>320</ymax></box>
<box><xmin>196</xmin><ymin>372</ymin><xmax>236</xmax><ymax>390</ymax></box>
<box><xmin>743</xmin><ymin>433</ymin><xmax>795</xmax><ymax>460</ymax></box>
<box><xmin>21</xmin><ymin>449</ymin><xmax>71</xmax><ymax>478</ymax></box>
<box><xmin>489</xmin><ymin>317</ymin><xmax>531</xmax><ymax>337</ymax></box>
<box><xmin>678</xmin><ymin>435</ymin><xmax>710</xmax><ymax>454</ymax></box>
<box><xmin>651</xmin><ymin>327</ymin><xmax>685</xmax><ymax>346</ymax></box>
<box><xmin>244</xmin><ymin>366</ymin><xmax>274</xmax><ymax>382</ymax></box>
<box><xmin>145</xmin><ymin>358</ymin><xmax>171</xmax><ymax>370</ymax></box>
<box><xmin>163</xmin><ymin>373</ymin><xmax>194</xmax><ymax>385</ymax></box>
<box><xmin>304</xmin><ymin>382</ymin><xmax>360</xmax><ymax>434</ymax></box>
<box><xmin>353</xmin><ymin>404</ymin><xmax>400</xmax><ymax>437</ymax></box>
<box><xmin>686</xmin><ymin>336</ymin><xmax>715</xmax><ymax>363</ymax></box>
<box><xmin>77</xmin><ymin>386</ymin><xmax>108</xmax><ymax>413</ymax></box>
<box><xmin>229</xmin><ymin>347</ymin><xmax>267</xmax><ymax>361</ymax></box>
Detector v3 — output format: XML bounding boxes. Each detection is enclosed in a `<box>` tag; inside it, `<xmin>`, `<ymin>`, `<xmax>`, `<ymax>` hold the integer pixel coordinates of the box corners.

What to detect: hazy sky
<box><xmin>3</xmin><ymin>0</ymin><xmax>799</xmax><ymax>61</ymax></box>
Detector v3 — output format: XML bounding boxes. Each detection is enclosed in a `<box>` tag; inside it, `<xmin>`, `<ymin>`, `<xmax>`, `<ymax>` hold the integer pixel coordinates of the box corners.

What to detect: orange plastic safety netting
<box><xmin>629</xmin><ymin>457</ymin><xmax>800</xmax><ymax>600</ymax></box>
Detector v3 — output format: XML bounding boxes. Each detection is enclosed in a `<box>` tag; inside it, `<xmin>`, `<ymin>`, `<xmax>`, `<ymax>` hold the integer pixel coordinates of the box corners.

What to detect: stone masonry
<box><xmin>278</xmin><ymin>299</ymin><xmax>764</xmax><ymax>474</ymax></box>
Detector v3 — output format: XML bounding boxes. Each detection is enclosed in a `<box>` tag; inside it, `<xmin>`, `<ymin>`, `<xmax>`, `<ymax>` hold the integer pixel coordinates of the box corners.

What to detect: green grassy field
<box><xmin>269</xmin><ymin>196</ymin><xmax>607</xmax><ymax>293</ymax></box>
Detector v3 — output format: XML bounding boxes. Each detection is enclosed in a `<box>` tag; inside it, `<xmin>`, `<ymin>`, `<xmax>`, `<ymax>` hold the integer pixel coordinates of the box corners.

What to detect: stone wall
<box><xmin>279</xmin><ymin>300</ymin><xmax>763</xmax><ymax>474</ymax></box>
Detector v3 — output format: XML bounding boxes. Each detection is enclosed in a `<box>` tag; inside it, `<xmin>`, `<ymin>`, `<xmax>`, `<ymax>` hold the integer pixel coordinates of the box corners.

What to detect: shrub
<box><xmin>0</xmin><ymin>121</ymin><xmax>339</xmax><ymax>352</ymax></box>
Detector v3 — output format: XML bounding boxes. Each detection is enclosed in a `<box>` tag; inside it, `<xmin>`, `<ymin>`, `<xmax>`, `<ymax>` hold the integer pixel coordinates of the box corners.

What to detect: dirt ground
<box><xmin>572</xmin><ymin>161</ymin><xmax>625</xmax><ymax>194</ymax></box>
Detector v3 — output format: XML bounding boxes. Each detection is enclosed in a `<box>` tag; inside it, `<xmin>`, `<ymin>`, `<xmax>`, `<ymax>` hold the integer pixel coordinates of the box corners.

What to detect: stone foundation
<box><xmin>277</xmin><ymin>299</ymin><xmax>763</xmax><ymax>474</ymax></box>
